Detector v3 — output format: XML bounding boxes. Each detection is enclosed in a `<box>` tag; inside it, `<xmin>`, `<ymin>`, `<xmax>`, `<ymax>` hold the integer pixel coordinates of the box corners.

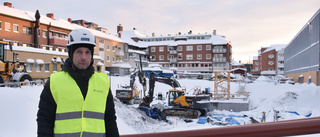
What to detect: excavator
<box><xmin>115</xmin><ymin>68</ymin><xmax>143</xmax><ymax>104</ymax></box>
<box><xmin>0</xmin><ymin>41</ymin><xmax>32</xmax><ymax>86</ymax></box>
<box><xmin>139</xmin><ymin>70</ymin><xmax>211</xmax><ymax>119</ymax></box>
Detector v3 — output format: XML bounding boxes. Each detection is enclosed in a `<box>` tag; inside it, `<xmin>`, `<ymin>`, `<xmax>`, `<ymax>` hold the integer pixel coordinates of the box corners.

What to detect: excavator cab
<box><xmin>168</xmin><ymin>89</ymin><xmax>185</xmax><ymax>106</ymax></box>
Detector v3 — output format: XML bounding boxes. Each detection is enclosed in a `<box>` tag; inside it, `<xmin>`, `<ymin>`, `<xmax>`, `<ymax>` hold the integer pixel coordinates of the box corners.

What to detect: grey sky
<box><xmin>7</xmin><ymin>0</ymin><xmax>320</xmax><ymax>63</ymax></box>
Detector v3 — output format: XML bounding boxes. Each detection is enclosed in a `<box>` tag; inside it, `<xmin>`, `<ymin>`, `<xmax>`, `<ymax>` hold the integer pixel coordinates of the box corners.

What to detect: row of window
<box><xmin>26</xmin><ymin>63</ymin><xmax>61</xmax><ymax>72</ymax></box>
<box><xmin>98</xmin><ymin>45</ymin><xmax>122</xmax><ymax>52</ymax></box>
<box><xmin>104</xmin><ymin>56</ymin><xmax>122</xmax><ymax>63</ymax></box>
<box><xmin>0</xmin><ymin>21</ymin><xmax>68</xmax><ymax>40</ymax></box>
<box><xmin>151</xmin><ymin>45</ymin><xmax>214</xmax><ymax>52</ymax></box>
<box><xmin>150</xmin><ymin>54</ymin><xmax>212</xmax><ymax>61</ymax></box>
<box><xmin>141</xmin><ymin>35</ymin><xmax>211</xmax><ymax>42</ymax></box>
<box><xmin>162</xmin><ymin>63</ymin><xmax>213</xmax><ymax>68</ymax></box>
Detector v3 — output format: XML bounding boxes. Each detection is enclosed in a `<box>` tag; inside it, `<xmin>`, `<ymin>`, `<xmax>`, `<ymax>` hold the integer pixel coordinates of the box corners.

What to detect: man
<box><xmin>37</xmin><ymin>28</ymin><xmax>119</xmax><ymax>137</ymax></box>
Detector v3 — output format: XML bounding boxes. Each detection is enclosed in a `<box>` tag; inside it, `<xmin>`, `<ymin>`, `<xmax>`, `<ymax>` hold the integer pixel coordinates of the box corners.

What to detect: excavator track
<box><xmin>162</xmin><ymin>108</ymin><xmax>201</xmax><ymax>119</ymax></box>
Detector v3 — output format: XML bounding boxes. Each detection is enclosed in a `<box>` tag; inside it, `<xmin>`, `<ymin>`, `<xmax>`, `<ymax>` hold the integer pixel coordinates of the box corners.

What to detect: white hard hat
<box><xmin>67</xmin><ymin>28</ymin><xmax>96</xmax><ymax>47</ymax></box>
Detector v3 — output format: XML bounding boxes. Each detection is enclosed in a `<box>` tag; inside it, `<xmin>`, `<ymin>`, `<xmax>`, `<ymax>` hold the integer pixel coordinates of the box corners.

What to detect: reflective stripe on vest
<box><xmin>50</xmin><ymin>71</ymin><xmax>109</xmax><ymax>137</ymax></box>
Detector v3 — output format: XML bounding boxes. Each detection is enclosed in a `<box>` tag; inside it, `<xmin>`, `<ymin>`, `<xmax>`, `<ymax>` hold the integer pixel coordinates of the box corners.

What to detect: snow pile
<box><xmin>1</xmin><ymin>76</ymin><xmax>320</xmax><ymax>137</ymax></box>
<box><xmin>114</xmin><ymin>99</ymin><xmax>171</xmax><ymax>134</ymax></box>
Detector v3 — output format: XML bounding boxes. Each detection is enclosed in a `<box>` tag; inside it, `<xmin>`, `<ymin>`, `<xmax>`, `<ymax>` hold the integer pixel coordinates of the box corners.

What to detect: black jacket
<box><xmin>37</xmin><ymin>59</ymin><xmax>119</xmax><ymax>137</ymax></box>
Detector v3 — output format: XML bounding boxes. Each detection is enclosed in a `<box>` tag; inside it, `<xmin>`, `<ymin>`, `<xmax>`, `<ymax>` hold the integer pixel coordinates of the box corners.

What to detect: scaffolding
<box><xmin>213</xmin><ymin>71</ymin><xmax>230</xmax><ymax>99</ymax></box>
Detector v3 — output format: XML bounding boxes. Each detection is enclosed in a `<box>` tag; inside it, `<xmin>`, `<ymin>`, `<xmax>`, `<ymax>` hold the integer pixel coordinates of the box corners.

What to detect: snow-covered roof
<box><xmin>120</xmin><ymin>30</ymin><xmax>229</xmax><ymax>48</ymax></box>
<box><xmin>127</xmin><ymin>49</ymin><xmax>146</xmax><ymax>55</ymax></box>
<box><xmin>270</xmin><ymin>44</ymin><xmax>286</xmax><ymax>51</ymax></box>
<box><xmin>262</xmin><ymin>47</ymin><xmax>275</xmax><ymax>54</ymax></box>
<box><xmin>230</xmin><ymin>68</ymin><xmax>247</xmax><ymax>71</ymax></box>
<box><xmin>231</xmin><ymin>61</ymin><xmax>244</xmax><ymax>66</ymax></box>
<box><xmin>0</xmin><ymin>5</ymin><xmax>123</xmax><ymax>42</ymax></box>
<box><xmin>5</xmin><ymin>45</ymin><xmax>101</xmax><ymax>59</ymax></box>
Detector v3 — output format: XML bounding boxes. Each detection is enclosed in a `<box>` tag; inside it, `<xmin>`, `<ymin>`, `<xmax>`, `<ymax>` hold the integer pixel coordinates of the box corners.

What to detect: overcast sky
<box><xmin>7</xmin><ymin>0</ymin><xmax>320</xmax><ymax>63</ymax></box>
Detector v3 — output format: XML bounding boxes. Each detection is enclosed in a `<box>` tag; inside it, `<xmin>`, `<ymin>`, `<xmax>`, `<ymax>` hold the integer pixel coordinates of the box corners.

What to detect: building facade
<box><xmin>252</xmin><ymin>45</ymin><xmax>285</xmax><ymax>76</ymax></box>
<box><xmin>0</xmin><ymin>2</ymin><xmax>125</xmax><ymax>80</ymax></box>
<box><xmin>120</xmin><ymin>27</ymin><xmax>232</xmax><ymax>74</ymax></box>
<box><xmin>284</xmin><ymin>9</ymin><xmax>320</xmax><ymax>85</ymax></box>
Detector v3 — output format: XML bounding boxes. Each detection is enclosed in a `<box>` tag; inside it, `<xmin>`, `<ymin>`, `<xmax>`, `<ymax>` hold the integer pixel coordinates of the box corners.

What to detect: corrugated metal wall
<box><xmin>284</xmin><ymin>10</ymin><xmax>320</xmax><ymax>74</ymax></box>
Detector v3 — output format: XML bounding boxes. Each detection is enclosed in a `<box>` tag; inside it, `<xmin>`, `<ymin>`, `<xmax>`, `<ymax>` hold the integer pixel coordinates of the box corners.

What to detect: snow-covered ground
<box><xmin>0</xmin><ymin>76</ymin><xmax>320</xmax><ymax>137</ymax></box>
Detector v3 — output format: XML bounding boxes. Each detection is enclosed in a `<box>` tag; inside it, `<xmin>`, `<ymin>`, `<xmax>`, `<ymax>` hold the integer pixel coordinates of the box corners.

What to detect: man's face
<box><xmin>72</xmin><ymin>47</ymin><xmax>92</xmax><ymax>69</ymax></box>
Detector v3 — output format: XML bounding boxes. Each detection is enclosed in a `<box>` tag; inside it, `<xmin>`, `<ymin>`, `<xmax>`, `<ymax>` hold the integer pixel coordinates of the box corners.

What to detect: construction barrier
<box><xmin>120</xmin><ymin>117</ymin><xmax>320</xmax><ymax>137</ymax></box>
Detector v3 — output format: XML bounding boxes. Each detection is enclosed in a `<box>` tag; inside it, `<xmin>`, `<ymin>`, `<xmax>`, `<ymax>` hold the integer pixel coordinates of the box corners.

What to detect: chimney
<box><xmin>68</xmin><ymin>18</ymin><xmax>72</xmax><ymax>23</ymax></box>
<box><xmin>133</xmin><ymin>28</ymin><xmax>136</xmax><ymax>30</ymax></box>
<box><xmin>178</xmin><ymin>32</ymin><xmax>181</xmax><ymax>35</ymax></box>
<box><xmin>117</xmin><ymin>24</ymin><xmax>123</xmax><ymax>38</ymax></box>
<box><xmin>213</xmin><ymin>30</ymin><xmax>216</xmax><ymax>35</ymax></box>
<box><xmin>46</xmin><ymin>13</ymin><xmax>54</xmax><ymax>19</ymax></box>
<box><xmin>188</xmin><ymin>30</ymin><xmax>192</xmax><ymax>34</ymax></box>
<box><xmin>117</xmin><ymin>24</ymin><xmax>123</xmax><ymax>33</ymax></box>
<box><xmin>4</xmin><ymin>2</ymin><xmax>12</xmax><ymax>8</ymax></box>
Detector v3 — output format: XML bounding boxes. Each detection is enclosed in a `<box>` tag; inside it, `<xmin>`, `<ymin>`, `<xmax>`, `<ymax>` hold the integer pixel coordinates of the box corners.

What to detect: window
<box><xmin>53</xmin><ymin>64</ymin><xmax>57</xmax><ymax>72</ymax></box>
<box><xmin>150</xmin><ymin>55</ymin><xmax>156</xmax><ymax>60</ymax></box>
<box><xmin>112</xmin><ymin>56</ymin><xmax>115</xmax><ymax>62</ymax></box>
<box><xmin>0</xmin><ymin>21</ymin><xmax>2</xmax><ymax>30</ymax></box>
<box><xmin>268</xmin><ymin>61</ymin><xmax>274</xmax><ymax>65</ymax></box>
<box><xmin>107</xmin><ymin>45</ymin><xmax>110</xmax><ymax>51</ymax></box>
<box><xmin>23</xmin><ymin>26</ymin><xmax>27</xmax><ymax>34</ymax></box>
<box><xmin>45</xmin><ymin>64</ymin><xmax>49</xmax><ymax>72</ymax></box>
<box><xmin>118</xmin><ymin>47</ymin><xmax>122</xmax><ymax>51</ymax></box>
<box><xmin>255</xmin><ymin>61</ymin><xmax>258</xmax><ymax>65</ymax></box>
<box><xmin>186</xmin><ymin>46</ymin><xmax>193</xmax><ymax>51</ymax></box>
<box><xmin>177</xmin><ymin>46</ymin><xmax>182</xmax><ymax>51</ymax></box>
<box><xmin>268</xmin><ymin>54</ymin><xmax>274</xmax><ymax>59</ymax></box>
<box><xmin>206</xmin><ymin>45</ymin><xmax>211</xmax><ymax>50</ymax></box>
<box><xmin>13</xmin><ymin>24</ymin><xmax>18</xmax><ymax>33</ymax></box>
<box><xmin>151</xmin><ymin>47</ymin><xmax>156</xmax><ymax>52</ymax></box>
<box><xmin>118</xmin><ymin>57</ymin><xmax>122</xmax><ymax>62</ymax></box>
<box><xmin>28</xmin><ymin>27</ymin><xmax>32</xmax><ymax>35</ymax></box>
<box><xmin>112</xmin><ymin>46</ymin><xmax>115</xmax><ymax>52</ymax></box>
<box><xmin>99</xmin><ymin>48</ymin><xmax>104</xmax><ymax>51</ymax></box>
<box><xmin>36</xmin><ymin>64</ymin><xmax>41</xmax><ymax>72</ymax></box>
<box><xmin>107</xmin><ymin>56</ymin><xmax>110</xmax><ymax>62</ymax></box>
<box><xmin>5</xmin><ymin>22</ymin><xmax>10</xmax><ymax>31</ymax></box>
<box><xmin>197</xmin><ymin>45</ymin><xmax>202</xmax><ymax>51</ymax></box>
<box><xmin>159</xmin><ymin>55</ymin><xmax>164</xmax><ymax>60</ymax></box>
<box><xmin>178</xmin><ymin>53</ymin><xmax>183</xmax><ymax>60</ymax></box>
<box><xmin>38</xmin><ymin>29</ymin><xmax>40</xmax><ymax>37</ymax></box>
<box><xmin>159</xmin><ymin>47</ymin><xmax>164</xmax><ymax>52</ymax></box>
<box><xmin>42</xmin><ymin>30</ymin><xmax>47</xmax><ymax>38</ymax></box>
<box><xmin>186</xmin><ymin>54</ymin><xmax>193</xmax><ymax>60</ymax></box>
<box><xmin>49</xmin><ymin>31</ymin><xmax>53</xmax><ymax>37</ymax></box>
<box><xmin>197</xmin><ymin>54</ymin><xmax>202</xmax><ymax>60</ymax></box>
<box><xmin>26</xmin><ymin>64</ymin><xmax>32</xmax><ymax>72</ymax></box>
<box><xmin>206</xmin><ymin>54</ymin><xmax>211</xmax><ymax>59</ymax></box>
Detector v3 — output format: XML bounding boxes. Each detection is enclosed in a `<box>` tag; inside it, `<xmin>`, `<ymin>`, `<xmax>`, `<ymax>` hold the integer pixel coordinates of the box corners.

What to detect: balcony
<box><xmin>169</xmin><ymin>58</ymin><xmax>178</xmax><ymax>63</ymax></box>
<box><xmin>115</xmin><ymin>51</ymin><xmax>124</xmax><ymax>56</ymax></box>
<box><xmin>213</xmin><ymin>48</ymin><xmax>227</xmax><ymax>53</ymax></box>
<box><xmin>213</xmin><ymin>57</ymin><xmax>226</xmax><ymax>62</ymax></box>
<box><xmin>49</xmin><ymin>37</ymin><xmax>67</xmax><ymax>46</ymax></box>
<box><xmin>169</xmin><ymin>50</ymin><xmax>177</xmax><ymax>54</ymax></box>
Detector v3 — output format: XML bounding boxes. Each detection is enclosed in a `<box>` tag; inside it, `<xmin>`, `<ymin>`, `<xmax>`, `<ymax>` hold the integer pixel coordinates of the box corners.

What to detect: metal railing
<box><xmin>120</xmin><ymin>117</ymin><xmax>320</xmax><ymax>137</ymax></box>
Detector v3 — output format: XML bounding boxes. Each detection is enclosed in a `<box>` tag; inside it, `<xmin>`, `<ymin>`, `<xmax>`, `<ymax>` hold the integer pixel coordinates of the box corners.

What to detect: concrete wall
<box><xmin>286</xmin><ymin>71</ymin><xmax>319</xmax><ymax>85</ymax></box>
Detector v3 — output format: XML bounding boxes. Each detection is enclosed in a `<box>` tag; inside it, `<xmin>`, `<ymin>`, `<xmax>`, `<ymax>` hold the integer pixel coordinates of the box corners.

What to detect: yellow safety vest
<box><xmin>50</xmin><ymin>71</ymin><xmax>110</xmax><ymax>137</ymax></box>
